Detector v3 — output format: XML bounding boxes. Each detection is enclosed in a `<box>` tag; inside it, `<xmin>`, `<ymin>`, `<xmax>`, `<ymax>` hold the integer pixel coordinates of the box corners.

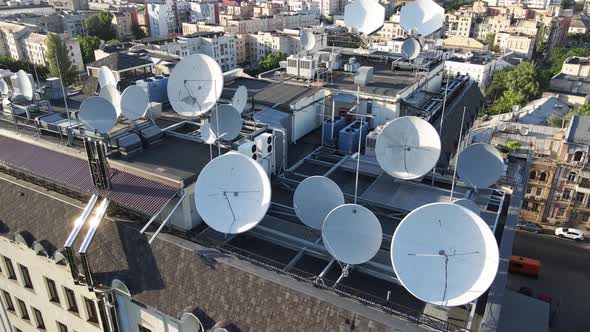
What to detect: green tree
<box><xmin>560</xmin><ymin>0</ymin><xmax>571</xmax><ymax>9</ymax></box>
<box><xmin>505</xmin><ymin>62</ymin><xmax>542</xmax><ymax>102</ymax></box>
<box><xmin>548</xmin><ymin>114</ymin><xmax>565</xmax><ymax>127</ymax></box>
<box><xmin>84</xmin><ymin>11</ymin><xmax>116</xmax><ymax>41</ymax></box>
<box><xmin>485</xmin><ymin>70</ymin><xmax>510</xmax><ymax>100</ymax></box>
<box><xmin>247</xmin><ymin>52</ymin><xmax>287</xmax><ymax>76</ymax></box>
<box><xmin>574</xmin><ymin>103</ymin><xmax>590</xmax><ymax>116</ymax></box>
<box><xmin>131</xmin><ymin>24</ymin><xmax>146</xmax><ymax>40</ymax></box>
<box><xmin>78</xmin><ymin>35</ymin><xmax>101</xmax><ymax>64</ymax></box>
<box><xmin>0</xmin><ymin>56</ymin><xmax>49</xmax><ymax>80</ymax></box>
<box><xmin>488</xmin><ymin>91</ymin><xmax>525</xmax><ymax>115</ymax></box>
<box><xmin>548</xmin><ymin>47</ymin><xmax>590</xmax><ymax>76</ymax></box>
<box><xmin>46</xmin><ymin>34</ymin><xmax>78</xmax><ymax>86</ymax></box>
<box><xmin>506</xmin><ymin>141</ymin><xmax>522</xmax><ymax>150</ymax></box>
<box><xmin>485</xmin><ymin>33</ymin><xmax>499</xmax><ymax>52</ymax></box>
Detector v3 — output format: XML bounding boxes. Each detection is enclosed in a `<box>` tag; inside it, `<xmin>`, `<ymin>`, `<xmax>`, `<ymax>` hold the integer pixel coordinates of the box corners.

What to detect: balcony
<box><xmin>576</xmin><ymin>181</ymin><xmax>590</xmax><ymax>194</ymax></box>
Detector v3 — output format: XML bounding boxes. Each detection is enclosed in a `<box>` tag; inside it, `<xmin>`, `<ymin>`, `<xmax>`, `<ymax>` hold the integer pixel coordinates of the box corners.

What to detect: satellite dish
<box><xmin>232</xmin><ymin>85</ymin><xmax>248</xmax><ymax>113</ymax></box>
<box><xmin>200</xmin><ymin>123</ymin><xmax>217</xmax><ymax>144</ymax></box>
<box><xmin>400</xmin><ymin>0</ymin><xmax>444</xmax><ymax>37</ymax></box>
<box><xmin>194</xmin><ymin>152</ymin><xmax>271</xmax><ymax>234</ymax></box>
<box><xmin>391</xmin><ymin>203</ymin><xmax>499</xmax><ymax>306</ymax></box>
<box><xmin>344</xmin><ymin>0</ymin><xmax>386</xmax><ymax>35</ymax></box>
<box><xmin>457</xmin><ymin>143</ymin><xmax>504</xmax><ymax>189</ymax></box>
<box><xmin>519</xmin><ymin>127</ymin><xmax>529</xmax><ymax>136</ymax></box>
<box><xmin>0</xmin><ymin>79</ymin><xmax>8</xmax><ymax>95</ymax></box>
<box><xmin>453</xmin><ymin>198</ymin><xmax>480</xmax><ymax>216</ymax></box>
<box><xmin>78</xmin><ymin>96</ymin><xmax>117</xmax><ymax>133</ymax></box>
<box><xmin>300</xmin><ymin>30</ymin><xmax>316</xmax><ymax>51</ymax></box>
<box><xmin>209</xmin><ymin>104</ymin><xmax>243</xmax><ymax>141</ymax></box>
<box><xmin>99</xmin><ymin>84</ymin><xmax>122</xmax><ymax>117</ymax></box>
<box><xmin>497</xmin><ymin>122</ymin><xmax>507</xmax><ymax>132</ymax></box>
<box><xmin>375</xmin><ymin>116</ymin><xmax>441</xmax><ymax>180</ymax></box>
<box><xmin>16</xmin><ymin>70</ymin><xmax>33</xmax><ymax>101</ymax></box>
<box><xmin>120</xmin><ymin>85</ymin><xmax>149</xmax><ymax>120</ymax></box>
<box><xmin>167</xmin><ymin>54</ymin><xmax>223</xmax><ymax>117</ymax></box>
<box><xmin>293</xmin><ymin>176</ymin><xmax>345</xmax><ymax>230</ymax></box>
<box><xmin>98</xmin><ymin>66</ymin><xmax>117</xmax><ymax>88</ymax></box>
<box><xmin>401</xmin><ymin>38</ymin><xmax>421</xmax><ymax>60</ymax></box>
<box><xmin>322</xmin><ymin>204</ymin><xmax>382</xmax><ymax>265</ymax></box>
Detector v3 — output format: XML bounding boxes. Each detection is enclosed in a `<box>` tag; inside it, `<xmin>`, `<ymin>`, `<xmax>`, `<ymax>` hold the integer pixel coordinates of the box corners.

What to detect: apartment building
<box><xmin>482</xmin><ymin>0</ymin><xmax>558</xmax><ymax>9</ymax></box>
<box><xmin>47</xmin><ymin>0</ymin><xmax>89</xmax><ymax>11</ymax></box>
<box><xmin>443</xmin><ymin>51</ymin><xmax>514</xmax><ymax>90</ymax></box>
<box><xmin>187</xmin><ymin>12</ymin><xmax>319</xmax><ymax>35</ymax></box>
<box><xmin>495</xmin><ymin>32</ymin><xmax>535</xmax><ymax>59</ymax></box>
<box><xmin>446</xmin><ymin>12</ymin><xmax>475</xmax><ymax>38</ymax></box>
<box><xmin>112</xmin><ymin>11</ymin><xmax>133</xmax><ymax>40</ymax></box>
<box><xmin>23</xmin><ymin>32</ymin><xmax>85</xmax><ymax>71</ymax></box>
<box><xmin>60</xmin><ymin>12</ymin><xmax>88</xmax><ymax>36</ymax></box>
<box><xmin>148</xmin><ymin>2</ymin><xmax>177</xmax><ymax>37</ymax></box>
<box><xmin>550</xmin><ymin>56</ymin><xmax>590</xmax><ymax>107</ymax></box>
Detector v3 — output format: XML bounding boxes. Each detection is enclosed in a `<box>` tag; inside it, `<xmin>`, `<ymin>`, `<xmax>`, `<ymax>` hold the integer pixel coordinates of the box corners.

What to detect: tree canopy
<box><xmin>547</xmin><ymin>103</ymin><xmax>590</xmax><ymax>127</ymax></box>
<box><xmin>488</xmin><ymin>91</ymin><xmax>525</xmax><ymax>115</ymax></box>
<box><xmin>506</xmin><ymin>141</ymin><xmax>522</xmax><ymax>150</ymax></box>
<box><xmin>78</xmin><ymin>35</ymin><xmax>101</xmax><ymax>65</ymax></box>
<box><xmin>485</xmin><ymin>62</ymin><xmax>542</xmax><ymax>115</ymax></box>
<box><xmin>84</xmin><ymin>11</ymin><xmax>116</xmax><ymax>41</ymax></box>
<box><xmin>548</xmin><ymin>47</ymin><xmax>590</xmax><ymax>76</ymax></box>
<box><xmin>0</xmin><ymin>56</ymin><xmax>49</xmax><ymax>80</ymax></box>
<box><xmin>46</xmin><ymin>34</ymin><xmax>78</xmax><ymax>86</ymax></box>
<box><xmin>247</xmin><ymin>52</ymin><xmax>287</xmax><ymax>76</ymax></box>
<box><xmin>132</xmin><ymin>24</ymin><xmax>146</xmax><ymax>40</ymax></box>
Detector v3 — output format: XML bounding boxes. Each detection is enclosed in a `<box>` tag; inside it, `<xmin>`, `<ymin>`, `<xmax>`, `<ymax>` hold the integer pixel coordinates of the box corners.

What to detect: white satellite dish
<box><xmin>99</xmin><ymin>84</ymin><xmax>122</xmax><ymax>117</ymax></box>
<box><xmin>78</xmin><ymin>96</ymin><xmax>118</xmax><ymax>133</ymax></box>
<box><xmin>0</xmin><ymin>79</ymin><xmax>8</xmax><ymax>95</ymax></box>
<box><xmin>344</xmin><ymin>0</ymin><xmax>386</xmax><ymax>35</ymax></box>
<box><xmin>375</xmin><ymin>116</ymin><xmax>441</xmax><ymax>180</ymax></box>
<box><xmin>16</xmin><ymin>70</ymin><xmax>33</xmax><ymax>101</ymax></box>
<box><xmin>167</xmin><ymin>54</ymin><xmax>223</xmax><ymax>117</ymax></box>
<box><xmin>232</xmin><ymin>85</ymin><xmax>248</xmax><ymax>113</ymax></box>
<box><xmin>401</xmin><ymin>38</ymin><xmax>421</xmax><ymax>60</ymax></box>
<box><xmin>98</xmin><ymin>66</ymin><xmax>117</xmax><ymax>88</ymax></box>
<box><xmin>300</xmin><ymin>30</ymin><xmax>316</xmax><ymax>51</ymax></box>
<box><xmin>200</xmin><ymin>123</ymin><xmax>217</xmax><ymax>144</ymax></box>
<box><xmin>519</xmin><ymin>127</ymin><xmax>529</xmax><ymax>136</ymax></box>
<box><xmin>391</xmin><ymin>203</ymin><xmax>499</xmax><ymax>306</ymax></box>
<box><xmin>194</xmin><ymin>152</ymin><xmax>271</xmax><ymax>234</ymax></box>
<box><xmin>497</xmin><ymin>122</ymin><xmax>507</xmax><ymax>132</ymax></box>
<box><xmin>210</xmin><ymin>104</ymin><xmax>243</xmax><ymax>141</ymax></box>
<box><xmin>120</xmin><ymin>85</ymin><xmax>149</xmax><ymax>120</ymax></box>
<box><xmin>293</xmin><ymin>176</ymin><xmax>345</xmax><ymax>230</ymax></box>
<box><xmin>453</xmin><ymin>198</ymin><xmax>480</xmax><ymax>216</ymax></box>
<box><xmin>400</xmin><ymin>0</ymin><xmax>444</xmax><ymax>37</ymax></box>
<box><xmin>322</xmin><ymin>204</ymin><xmax>382</xmax><ymax>265</ymax></box>
<box><xmin>457</xmin><ymin>143</ymin><xmax>504</xmax><ymax>189</ymax></box>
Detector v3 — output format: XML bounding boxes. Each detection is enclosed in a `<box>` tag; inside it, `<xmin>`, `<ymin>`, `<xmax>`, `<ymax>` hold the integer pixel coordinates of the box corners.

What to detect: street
<box><xmin>508</xmin><ymin>230</ymin><xmax>590</xmax><ymax>332</ymax></box>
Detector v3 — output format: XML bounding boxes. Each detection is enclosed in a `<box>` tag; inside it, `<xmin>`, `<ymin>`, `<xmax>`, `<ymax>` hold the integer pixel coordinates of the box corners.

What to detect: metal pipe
<box><xmin>284</xmin><ymin>236</ymin><xmax>322</xmax><ymax>271</ymax></box>
<box><xmin>318</xmin><ymin>259</ymin><xmax>336</xmax><ymax>278</ymax></box>
<box><xmin>79</xmin><ymin>198</ymin><xmax>110</xmax><ymax>254</ymax></box>
<box><xmin>140</xmin><ymin>192</ymin><xmax>179</xmax><ymax>234</ymax></box>
<box><xmin>64</xmin><ymin>194</ymin><xmax>99</xmax><ymax>248</ymax></box>
<box><xmin>148</xmin><ymin>193</ymin><xmax>186</xmax><ymax>244</ymax></box>
<box><xmin>449</xmin><ymin>106</ymin><xmax>467</xmax><ymax>201</ymax></box>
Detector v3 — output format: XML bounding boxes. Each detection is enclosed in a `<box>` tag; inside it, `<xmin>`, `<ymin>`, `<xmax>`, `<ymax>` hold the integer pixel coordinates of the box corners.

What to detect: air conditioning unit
<box><xmin>254</xmin><ymin>133</ymin><xmax>273</xmax><ymax>157</ymax></box>
<box><xmin>237</xmin><ymin>140</ymin><xmax>257</xmax><ymax>160</ymax></box>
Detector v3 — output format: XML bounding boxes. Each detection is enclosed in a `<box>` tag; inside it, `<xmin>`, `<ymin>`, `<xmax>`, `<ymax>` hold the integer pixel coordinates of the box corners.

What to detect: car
<box><xmin>554</xmin><ymin>227</ymin><xmax>585</xmax><ymax>241</ymax></box>
<box><xmin>516</xmin><ymin>222</ymin><xmax>544</xmax><ymax>234</ymax></box>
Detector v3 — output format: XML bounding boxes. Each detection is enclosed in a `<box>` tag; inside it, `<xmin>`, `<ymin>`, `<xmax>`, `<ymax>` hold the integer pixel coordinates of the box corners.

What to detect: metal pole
<box><xmin>53</xmin><ymin>48</ymin><xmax>71</xmax><ymax>126</ymax></box>
<box><xmin>321</xmin><ymin>94</ymin><xmax>325</xmax><ymax>147</ymax></box>
<box><xmin>354</xmin><ymin>116</ymin><xmax>363</xmax><ymax>204</ymax></box>
<box><xmin>331</xmin><ymin>96</ymin><xmax>336</xmax><ymax>140</ymax></box>
<box><xmin>449</xmin><ymin>106</ymin><xmax>467</xmax><ymax>202</ymax></box>
<box><xmin>148</xmin><ymin>193</ymin><xmax>186</xmax><ymax>244</ymax></box>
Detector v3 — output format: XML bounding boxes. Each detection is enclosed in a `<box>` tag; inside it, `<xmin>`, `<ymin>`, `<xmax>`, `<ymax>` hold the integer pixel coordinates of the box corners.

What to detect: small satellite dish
<box><xmin>99</xmin><ymin>84</ymin><xmax>122</xmax><ymax>117</ymax></box>
<box><xmin>168</xmin><ymin>54</ymin><xmax>223</xmax><ymax>117</ymax></box>
<box><xmin>98</xmin><ymin>66</ymin><xmax>117</xmax><ymax>88</ymax></box>
<box><xmin>0</xmin><ymin>79</ymin><xmax>8</xmax><ymax>95</ymax></box>
<box><xmin>209</xmin><ymin>104</ymin><xmax>243</xmax><ymax>141</ymax></box>
<box><xmin>400</xmin><ymin>0</ymin><xmax>444</xmax><ymax>37</ymax></box>
<box><xmin>511</xmin><ymin>104</ymin><xmax>520</xmax><ymax>112</ymax></box>
<box><xmin>453</xmin><ymin>198</ymin><xmax>480</xmax><ymax>216</ymax></box>
<box><xmin>391</xmin><ymin>203</ymin><xmax>499</xmax><ymax>306</ymax></box>
<box><xmin>519</xmin><ymin>127</ymin><xmax>529</xmax><ymax>136</ymax></box>
<box><xmin>194</xmin><ymin>152</ymin><xmax>271</xmax><ymax>234</ymax></box>
<box><xmin>375</xmin><ymin>116</ymin><xmax>441</xmax><ymax>180</ymax></box>
<box><xmin>344</xmin><ymin>0</ymin><xmax>386</xmax><ymax>35</ymax></box>
<box><xmin>293</xmin><ymin>176</ymin><xmax>345</xmax><ymax>230</ymax></box>
<box><xmin>232</xmin><ymin>85</ymin><xmax>248</xmax><ymax>113</ymax></box>
<box><xmin>16</xmin><ymin>70</ymin><xmax>33</xmax><ymax>101</ymax></box>
<box><xmin>497</xmin><ymin>122</ymin><xmax>507</xmax><ymax>132</ymax></box>
<box><xmin>457</xmin><ymin>143</ymin><xmax>504</xmax><ymax>189</ymax></box>
<box><xmin>322</xmin><ymin>204</ymin><xmax>382</xmax><ymax>265</ymax></box>
<box><xmin>300</xmin><ymin>30</ymin><xmax>316</xmax><ymax>51</ymax></box>
<box><xmin>120</xmin><ymin>85</ymin><xmax>149</xmax><ymax>120</ymax></box>
<box><xmin>200</xmin><ymin>123</ymin><xmax>217</xmax><ymax>144</ymax></box>
<box><xmin>401</xmin><ymin>38</ymin><xmax>421</xmax><ymax>60</ymax></box>
<box><xmin>78</xmin><ymin>96</ymin><xmax>117</xmax><ymax>133</ymax></box>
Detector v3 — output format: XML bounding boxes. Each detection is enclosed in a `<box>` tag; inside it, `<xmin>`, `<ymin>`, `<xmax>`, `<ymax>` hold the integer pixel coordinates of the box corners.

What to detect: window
<box><xmin>45</xmin><ymin>278</ymin><xmax>60</xmax><ymax>303</ymax></box>
<box><xmin>536</xmin><ymin>188</ymin><xmax>543</xmax><ymax>196</ymax></box>
<box><xmin>84</xmin><ymin>298</ymin><xmax>98</xmax><ymax>323</ymax></box>
<box><xmin>576</xmin><ymin>192</ymin><xmax>585</xmax><ymax>202</ymax></box>
<box><xmin>57</xmin><ymin>322</ymin><xmax>68</xmax><ymax>332</ymax></box>
<box><xmin>2</xmin><ymin>290</ymin><xmax>14</xmax><ymax>311</ymax></box>
<box><xmin>539</xmin><ymin>172</ymin><xmax>548</xmax><ymax>182</ymax></box>
<box><xmin>3</xmin><ymin>257</ymin><xmax>16</xmax><ymax>280</ymax></box>
<box><xmin>18</xmin><ymin>265</ymin><xmax>33</xmax><ymax>289</ymax></box>
<box><xmin>557</xmin><ymin>207</ymin><xmax>566</xmax><ymax>217</ymax></box>
<box><xmin>568</xmin><ymin>171</ymin><xmax>577</xmax><ymax>182</ymax></box>
<box><xmin>16</xmin><ymin>298</ymin><xmax>29</xmax><ymax>320</ymax></box>
<box><xmin>573</xmin><ymin>151</ymin><xmax>584</xmax><ymax>162</ymax></box>
<box><xmin>532</xmin><ymin>202</ymin><xmax>539</xmax><ymax>211</ymax></box>
<box><xmin>33</xmin><ymin>307</ymin><xmax>45</xmax><ymax>330</ymax></box>
<box><xmin>526</xmin><ymin>187</ymin><xmax>532</xmax><ymax>194</ymax></box>
<box><xmin>138</xmin><ymin>326</ymin><xmax>152</xmax><ymax>332</ymax></box>
<box><xmin>64</xmin><ymin>288</ymin><xmax>78</xmax><ymax>313</ymax></box>
<box><xmin>529</xmin><ymin>170</ymin><xmax>537</xmax><ymax>180</ymax></box>
<box><xmin>563</xmin><ymin>189</ymin><xmax>571</xmax><ymax>200</ymax></box>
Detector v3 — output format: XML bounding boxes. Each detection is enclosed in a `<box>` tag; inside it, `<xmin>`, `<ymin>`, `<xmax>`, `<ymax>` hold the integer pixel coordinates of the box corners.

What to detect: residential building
<box><xmin>446</xmin><ymin>12</ymin><xmax>475</xmax><ymax>38</ymax></box>
<box><xmin>482</xmin><ymin>0</ymin><xmax>557</xmax><ymax>9</ymax></box>
<box><xmin>495</xmin><ymin>32</ymin><xmax>535</xmax><ymax>59</ymax></box>
<box><xmin>60</xmin><ymin>12</ymin><xmax>88</xmax><ymax>36</ymax></box>
<box><xmin>23</xmin><ymin>32</ymin><xmax>85</xmax><ymax>71</ymax></box>
<box><xmin>443</xmin><ymin>51</ymin><xmax>515</xmax><ymax>90</ymax></box>
<box><xmin>0</xmin><ymin>22</ymin><xmax>34</xmax><ymax>61</ymax></box>
<box><xmin>190</xmin><ymin>1</ymin><xmax>217</xmax><ymax>24</ymax></box>
<box><xmin>319</xmin><ymin>0</ymin><xmax>343</xmax><ymax>16</ymax></box>
<box><xmin>568</xmin><ymin>14</ymin><xmax>589</xmax><ymax>34</ymax></box>
<box><xmin>0</xmin><ymin>5</ymin><xmax>55</xmax><ymax>18</ymax></box>
<box><xmin>442</xmin><ymin>36</ymin><xmax>486</xmax><ymax>50</ymax></box>
<box><xmin>550</xmin><ymin>56</ymin><xmax>590</xmax><ymax>106</ymax></box>
<box><xmin>112</xmin><ymin>11</ymin><xmax>133</xmax><ymax>40</ymax></box>
<box><xmin>184</xmin><ymin>12</ymin><xmax>319</xmax><ymax>35</ymax></box>
<box><xmin>148</xmin><ymin>2</ymin><xmax>178</xmax><ymax>37</ymax></box>
<box><xmin>47</xmin><ymin>0</ymin><xmax>89</xmax><ymax>11</ymax></box>
<box><xmin>5</xmin><ymin>14</ymin><xmax>64</xmax><ymax>34</ymax></box>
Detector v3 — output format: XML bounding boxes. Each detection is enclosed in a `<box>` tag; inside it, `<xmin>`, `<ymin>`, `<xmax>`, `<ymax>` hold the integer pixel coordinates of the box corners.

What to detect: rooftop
<box><xmin>86</xmin><ymin>52</ymin><xmax>153</xmax><ymax>71</ymax></box>
<box><xmin>566</xmin><ymin>115</ymin><xmax>590</xmax><ymax>145</ymax></box>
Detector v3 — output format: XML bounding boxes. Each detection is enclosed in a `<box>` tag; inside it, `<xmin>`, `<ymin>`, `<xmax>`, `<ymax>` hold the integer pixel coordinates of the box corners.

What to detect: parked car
<box><xmin>516</xmin><ymin>222</ymin><xmax>544</xmax><ymax>234</ymax></box>
<box><xmin>509</xmin><ymin>255</ymin><xmax>541</xmax><ymax>278</ymax></box>
<box><xmin>554</xmin><ymin>227</ymin><xmax>585</xmax><ymax>241</ymax></box>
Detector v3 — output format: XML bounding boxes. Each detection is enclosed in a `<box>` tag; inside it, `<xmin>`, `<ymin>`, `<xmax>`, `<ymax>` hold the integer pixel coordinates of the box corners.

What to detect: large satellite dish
<box><xmin>453</xmin><ymin>198</ymin><xmax>480</xmax><ymax>216</ymax></box>
<box><xmin>16</xmin><ymin>70</ymin><xmax>33</xmax><ymax>101</ymax></box>
<box><xmin>200</xmin><ymin>123</ymin><xmax>217</xmax><ymax>144</ymax></box>
<box><xmin>457</xmin><ymin>143</ymin><xmax>504</xmax><ymax>189</ymax></box>
<box><xmin>344</xmin><ymin>0</ymin><xmax>386</xmax><ymax>35</ymax></box>
<box><xmin>401</xmin><ymin>38</ymin><xmax>421</xmax><ymax>60</ymax></box>
<box><xmin>167</xmin><ymin>54</ymin><xmax>223</xmax><ymax>117</ymax></box>
<box><xmin>300</xmin><ymin>30</ymin><xmax>316</xmax><ymax>51</ymax></box>
<box><xmin>391</xmin><ymin>203</ymin><xmax>499</xmax><ymax>306</ymax></box>
<box><xmin>120</xmin><ymin>85</ymin><xmax>149</xmax><ymax>120</ymax></box>
<box><xmin>79</xmin><ymin>96</ymin><xmax>117</xmax><ymax>133</ymax></box>
<box><xmin>98</xmin><ymin>66</ymin><xmax>117</xmax><ymax>88</ymax></box>
<box><xmin>99</xmin><ymin>84</ymin><xmax>122</xmax><ymax>117</ymax></box>
<box><xmin>400</xmin><ymin>0</ymin><xmax>444</xmax><ymax>37</ymax></box>
<box><xmin>232</xmin><ymin>85</ymin><xmax>248</xmax><ymax>113</ymax></box>
<box><xmin>0</xmin><ymin>79</ymin><xmax>8</xmax><ymax>95</ymax></box>
<box><xmin>194</xmin><ymin>152</ymin><xmax>271</xmax><ymax>234</ymax></box>
<box><xmin>322</xmin><ymin>204</ymin><xmax>382</xmax><ymax>265</ymax></box>
<box><xmin>375</xmin><ymin>116</ymin><xmax>441</xmax><ymax>180</ymax></box>
<box><xmin>293</xmin><ymin>176</ymin><xmax>345</xmax><ymax>230</ymax></box>
<box><xmin>210</xmin><ymin>104</ymin><xmax>243</xmax><ymax>141</ymax></box>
